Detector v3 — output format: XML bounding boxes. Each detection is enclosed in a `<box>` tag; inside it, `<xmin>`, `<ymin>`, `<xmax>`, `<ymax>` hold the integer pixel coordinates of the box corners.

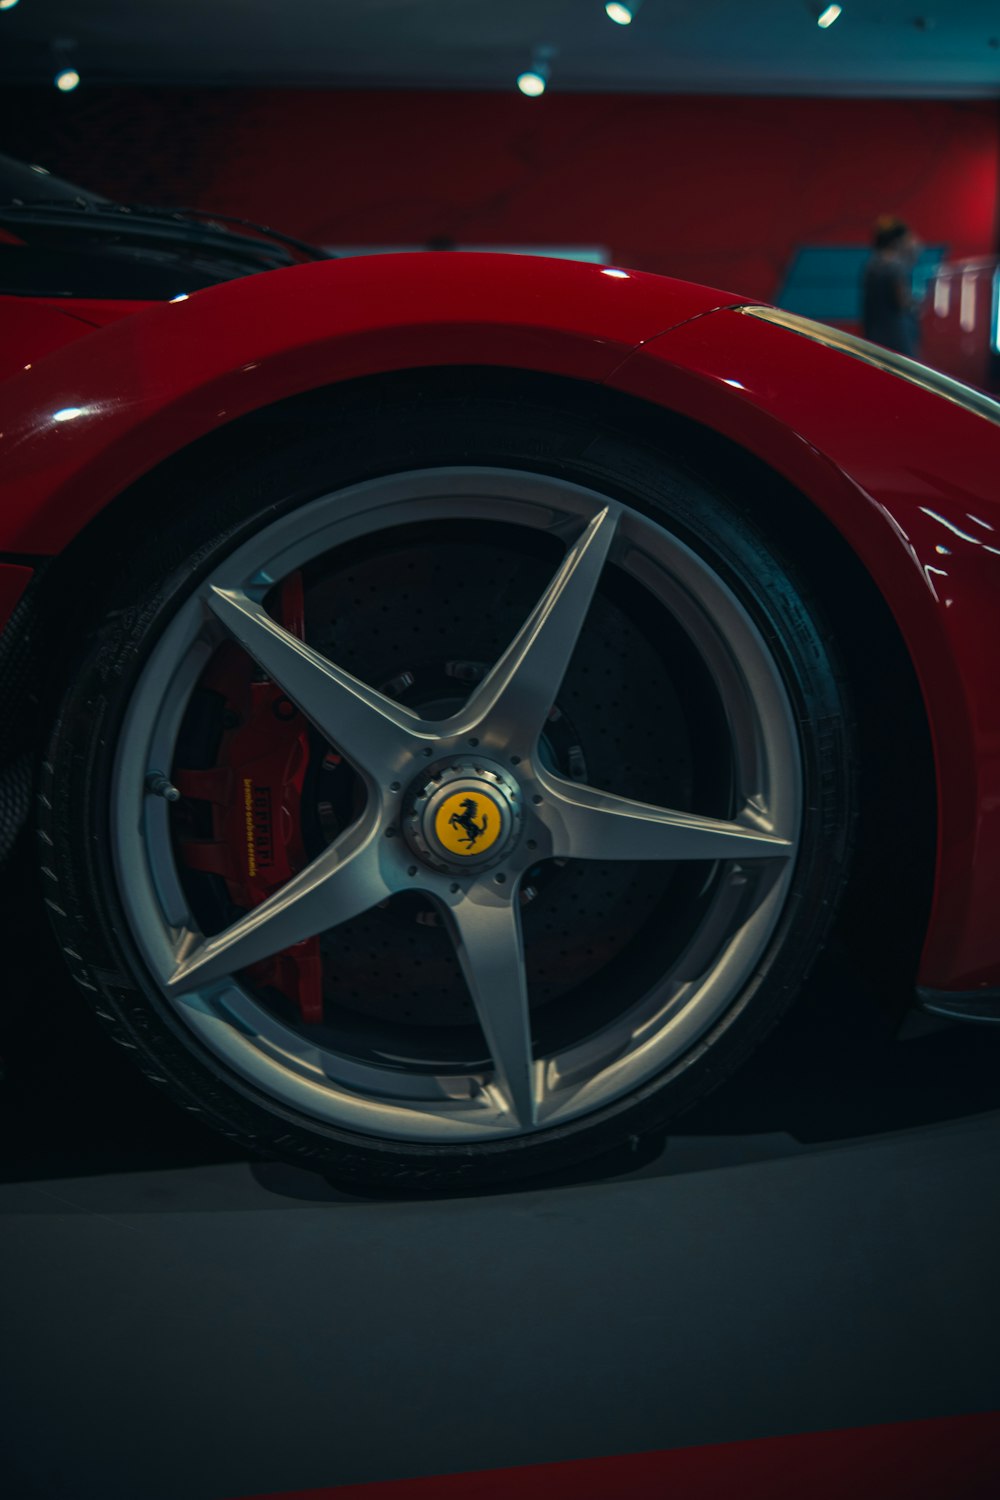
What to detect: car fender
<box><xmin>610</xmin><ymin>309</ymin><xmax>1000</xmax><ymax>994</ymax></box>
<box><xmin>1</xmin><ymin>255</ymin><xmax>996</xmax><ymax>994</ymax></box>
<box><xmin>0</xmin><ymin>252</ymin><xmax>740</xmax><ymax>557</ymax></box>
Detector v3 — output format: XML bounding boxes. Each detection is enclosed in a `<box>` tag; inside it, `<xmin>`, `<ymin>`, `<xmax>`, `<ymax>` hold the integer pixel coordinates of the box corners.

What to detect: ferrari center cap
<box><xmin>405</xmin><ymin>764</ymin><xmax>521</xmax><ymax>871</ymax></box>
<box><xmin>435</xmin><ymin>790</ymin><xmax>503</xmax><ymax>857</ymax></box>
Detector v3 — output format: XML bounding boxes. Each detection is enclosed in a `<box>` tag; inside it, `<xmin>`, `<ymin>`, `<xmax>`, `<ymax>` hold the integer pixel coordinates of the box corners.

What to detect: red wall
<box><xmin>2</xmin><ymin>89</ymin><xmax>998</xmax><ymax>301</ymax></box>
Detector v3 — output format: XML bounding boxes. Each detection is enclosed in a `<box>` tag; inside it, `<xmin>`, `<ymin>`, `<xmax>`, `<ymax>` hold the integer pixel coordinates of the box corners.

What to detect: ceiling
<box><xmin>2</xmin><ymin>0</ymin><xmax>1000</xmax><ymax>98</ymax></box>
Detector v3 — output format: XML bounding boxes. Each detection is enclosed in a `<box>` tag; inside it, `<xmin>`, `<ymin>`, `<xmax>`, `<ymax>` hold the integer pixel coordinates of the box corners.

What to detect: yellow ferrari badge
<box><xmin>434</xmin><ymin>790</ymin><xmax>502</xmax><ymax>856</ymax></box>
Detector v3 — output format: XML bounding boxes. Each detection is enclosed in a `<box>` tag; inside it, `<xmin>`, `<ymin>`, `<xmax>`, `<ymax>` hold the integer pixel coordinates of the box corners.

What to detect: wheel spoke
<box><xmin>167</xmin><ymin>824</ymin><xmax>388</xmax><ymax>994</ymax></box>
<box><xmin>541</xmin><ymin>775</ymin><xmax>794</xmax><ymax>863</ymax></box>
<box><xmin>446</xmin><ymin>888</ymin><xmax>537</xmax><ymax>1128</ymax></box>
<box><xmin>206</xmin><ymin>586</ymin><xmax>425</xmax><ymax>775</ymax></box>
<box><xmin>459</xmin><ymin>507</ymin><xmax>618</xmax><ymax>746</ymax></box>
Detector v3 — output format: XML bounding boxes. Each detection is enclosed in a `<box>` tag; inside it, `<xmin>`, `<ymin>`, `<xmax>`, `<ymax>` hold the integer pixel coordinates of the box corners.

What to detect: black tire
<box><xmin>39</xmin><ymin>380</ymin><xmax>856</xmax><ymax>1191</ymax></box>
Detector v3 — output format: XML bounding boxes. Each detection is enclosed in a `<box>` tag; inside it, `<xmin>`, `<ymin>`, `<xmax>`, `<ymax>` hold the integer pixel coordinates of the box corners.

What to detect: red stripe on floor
<box><xmin>234</xmin><ymin>1408</ymin><xmax>1000</xmax><ymax>1499</ymax></box>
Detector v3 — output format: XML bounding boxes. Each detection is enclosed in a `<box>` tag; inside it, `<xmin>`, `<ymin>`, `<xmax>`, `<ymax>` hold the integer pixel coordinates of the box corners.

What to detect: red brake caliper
<box><xmin>173</xmin><ymin>572</ymin><xmax>325</xmax><ymax>1023</ymax></box>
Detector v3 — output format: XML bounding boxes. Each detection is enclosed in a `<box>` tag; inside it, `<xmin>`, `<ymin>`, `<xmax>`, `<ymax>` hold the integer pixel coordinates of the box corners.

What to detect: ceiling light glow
<box><xmin>817</xmin><ymin>4</ymin><xmax>842</xmax><ymax>26</ymax></box>
<box><xmin>0</xmin><ymin>0</ymin><xmax>21</xmax><ymax>11</ymax></box>
<box><xmin>606</xmin><ymin>3</ymin><xmax>634</xmax><ymax>23</ymax></box>
<box><xmin>55</xmin><ymin>68</ymin><xmax>80</xmax><ymax>91</ymax></box>
<box><xmin>517</xmin><ymin>71</ymin><xmax>546</xmax><ymax>97</ymax></box>
<box><xmin>517</xmin><ymin>43</ymin><xmax>555</xmax><ymax>97</ymax></box>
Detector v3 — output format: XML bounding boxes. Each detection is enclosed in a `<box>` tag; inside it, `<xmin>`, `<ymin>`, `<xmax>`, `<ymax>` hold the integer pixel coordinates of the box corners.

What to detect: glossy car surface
<box><xmin>4</xmin><ymin>250</ymin><xmax>998</xmax><ymax>992</ymax></box>
<box><xmin>2</xmin><ymin>169</ymin><xmax>999</xmax><ymax>1185</ymax></box>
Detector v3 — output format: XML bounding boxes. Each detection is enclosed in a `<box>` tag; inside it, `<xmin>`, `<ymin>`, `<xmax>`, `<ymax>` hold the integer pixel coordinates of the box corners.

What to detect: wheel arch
<box><xmin>0</xmin><ymin>252</ymin><xmax>736</xmax><ymax>559</ymax></box>
<box><xmin>4</xmin><ymin>361</ymin><xmax>937</xmax><ymax>1005</ymax></box>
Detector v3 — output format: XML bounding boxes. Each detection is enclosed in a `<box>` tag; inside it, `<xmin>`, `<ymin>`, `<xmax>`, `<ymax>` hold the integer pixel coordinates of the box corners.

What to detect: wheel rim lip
<box><xmin>111</xmin><ymin>467</ymin><xmax>803</xmax><ymax>1145</ymax></box>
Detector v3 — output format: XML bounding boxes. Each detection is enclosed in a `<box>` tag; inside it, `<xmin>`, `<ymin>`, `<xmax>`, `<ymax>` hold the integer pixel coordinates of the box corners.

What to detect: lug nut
<box><xmin>379</xmin><ymin>670</ymin><xmax>415</xmax><ymax>699</ymax></box>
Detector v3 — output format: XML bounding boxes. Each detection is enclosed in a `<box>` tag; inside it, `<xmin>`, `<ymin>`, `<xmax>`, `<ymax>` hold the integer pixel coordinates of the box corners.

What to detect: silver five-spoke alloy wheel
<box><xmin>112</xmin><ymin>467</ymin><xmax>801</xmax><ymax>1143</ymax></box>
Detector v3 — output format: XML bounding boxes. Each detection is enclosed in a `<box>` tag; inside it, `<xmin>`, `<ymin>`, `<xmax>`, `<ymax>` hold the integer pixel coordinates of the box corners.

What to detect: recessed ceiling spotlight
<box><xmin>52</xmin><ymin>35</ymin><xmax>79</xmax><ymax>89</ymax></box>
<box><xmin>517</xmin><ymin>44</ymin><xmax>555</xmax><ymax>98</ymax></box>
<box><xmin>0</xmin><ymin>0</ymin><xmax>21</xmax><ymax>11</ymax></box>
<box><xmin>817</xmin><ymin>4</ymin><xmax>842</xmax><ymax>26</ymax></box>
<box><xmin>517</xmin><ymin>71</ymin><xmax>547</xmax><ymax>97</ymax></box>
<box><xmin>605</xmin><ymin>2</ymin><xmax>640</xmax><ymax>24</ymax></box>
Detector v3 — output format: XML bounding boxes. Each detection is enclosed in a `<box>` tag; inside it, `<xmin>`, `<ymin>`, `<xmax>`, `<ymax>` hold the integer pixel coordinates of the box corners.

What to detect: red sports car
<box><xmin>2</xmin><ymin>155</ymin><xmax>998</xmax><ymax>1190</ymax></box>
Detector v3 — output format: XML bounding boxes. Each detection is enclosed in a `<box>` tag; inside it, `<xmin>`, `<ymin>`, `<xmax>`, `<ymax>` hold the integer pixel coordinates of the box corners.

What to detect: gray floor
<box><xmin>4</xmin><ymin>1116</ymin><xmax>1000</xmax><ymax>1500</ymax></box>
<box><xmin>3</xmin><ymin>943</ymin><xmax>1000</xmax><ymax>1500</ymax></box>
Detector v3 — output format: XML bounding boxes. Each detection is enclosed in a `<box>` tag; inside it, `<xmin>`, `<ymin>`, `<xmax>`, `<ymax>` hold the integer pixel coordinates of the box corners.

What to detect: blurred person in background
<box><xmin>862</xmin><ymin>214</ymin><xmax>923</xmax><ymax>357</ymax></box>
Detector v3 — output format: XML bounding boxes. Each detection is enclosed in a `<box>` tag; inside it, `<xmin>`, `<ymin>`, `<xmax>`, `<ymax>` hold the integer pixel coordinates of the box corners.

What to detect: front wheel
<box><xmin>40</xmin><ymin>387</ymin><xmax>855</xmax><ymax>1189</ymax></box>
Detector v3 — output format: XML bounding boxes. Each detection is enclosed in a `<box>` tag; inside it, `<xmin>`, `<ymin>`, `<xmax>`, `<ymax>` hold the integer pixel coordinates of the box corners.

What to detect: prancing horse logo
<box><xmin>448</xmin><ymin>797</ymin><xmax>489</xmax><ymax>848</ymax></box>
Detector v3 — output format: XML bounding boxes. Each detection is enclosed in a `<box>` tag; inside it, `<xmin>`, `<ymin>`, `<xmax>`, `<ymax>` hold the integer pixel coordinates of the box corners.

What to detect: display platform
<box><xmin>2</xmin><ymin>929</ymin><xmax>1000</xmax><ymax>1500</ymax></box>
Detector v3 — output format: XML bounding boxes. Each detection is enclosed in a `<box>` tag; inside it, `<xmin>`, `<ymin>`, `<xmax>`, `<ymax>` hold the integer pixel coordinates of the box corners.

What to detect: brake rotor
<box><xmin>169</xmin><ymin>527</ymin><xmax>710</xmax><ymax>1059</ymax></box>
<box><xmin>301</xmin><ymin>531</ymin><xmax>697</xmax><ymax>1035</ymax></box>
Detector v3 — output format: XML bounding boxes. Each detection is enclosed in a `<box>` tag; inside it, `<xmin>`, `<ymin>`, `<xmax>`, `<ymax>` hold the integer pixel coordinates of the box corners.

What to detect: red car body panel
<box><xmin>0</xmin><ymin>255</ymin><xmax>741</xmax><ymax>557</ymax></box>
<box><xmin>611</xmin><ymin>312</ymin><xmax>1000</xmax><ymax>993</ymax></box>
<box><xmin>0</xmin><ymin>298</ymin><xmax>109</xmax><ymax>384</ymax></box>
<box><xmin>0</xmin><ymin>252</ymin><xmax>997</xmax><ymax>994</ymax></box>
